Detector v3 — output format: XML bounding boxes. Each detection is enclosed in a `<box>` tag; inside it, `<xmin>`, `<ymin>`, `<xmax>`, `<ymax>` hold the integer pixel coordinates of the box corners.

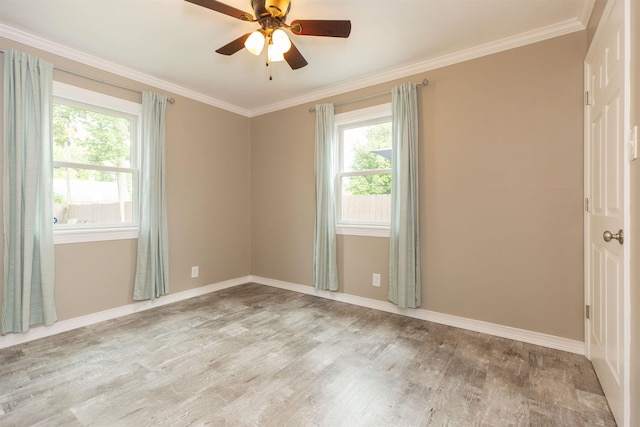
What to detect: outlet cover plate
<box><xmin>372</xmin><ymin>273</ymin><xmax>381</xmax><ymax>287</ymax></box>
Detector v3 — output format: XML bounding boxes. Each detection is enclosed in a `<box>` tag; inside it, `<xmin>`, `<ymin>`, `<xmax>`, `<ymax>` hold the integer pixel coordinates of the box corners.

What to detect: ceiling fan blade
<box><xmin>216</xmin><ymin>33</ymin><xmax>252</xmax><ymax>55</ymax></box>
<box><xmin>289</xmin><ymin>20</ymin><xmax>351</xmax><ymax>38</ymax></box>
<box><xmin>284</xmin><ymin>41</ymin><xmax>308</xmax><ymax>70</ymax></box>
<box><xmin>185</xmin><ymin>0</ymin><xmax>254</xmax><ymax>21</ymax></box>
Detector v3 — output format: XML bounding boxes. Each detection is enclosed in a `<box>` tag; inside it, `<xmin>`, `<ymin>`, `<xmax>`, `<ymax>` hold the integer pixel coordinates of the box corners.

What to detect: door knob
<box><xmin>603</xmin><ymin>229</ymin><xmax>624</xmax><ymax>244</ymax></box>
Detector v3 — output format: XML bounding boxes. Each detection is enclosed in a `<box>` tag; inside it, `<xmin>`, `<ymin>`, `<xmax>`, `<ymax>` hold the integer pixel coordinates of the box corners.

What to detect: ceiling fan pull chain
<box><xmin>265</xmin><ymin>58</ymin><xmax>273</xmax><ymax>81</ymax></box>
<box><xmin>265</xmin><ymin>53</ymin><xmax>276</xmax><ymax>81</ymax></box>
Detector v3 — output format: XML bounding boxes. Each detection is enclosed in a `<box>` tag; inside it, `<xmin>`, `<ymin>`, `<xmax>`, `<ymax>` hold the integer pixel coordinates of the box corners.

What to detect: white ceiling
<box><xmin>0</xmin><ymin>0</ymin><xmax>593</xmax><ymax>117</ymax></box>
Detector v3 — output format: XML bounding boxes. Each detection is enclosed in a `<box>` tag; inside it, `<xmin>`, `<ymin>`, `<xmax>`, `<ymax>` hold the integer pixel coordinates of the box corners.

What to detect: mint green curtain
<box><xmin>313</xmin><ymin>103</ymin><xmax>339</xmax><ymax>291</ymax></box>
<box><xmin>388</xmin><ymin>82</ymin><xmax>421</xmax><ymax>309</ymax></box>
<box><xmin>133</xmin><ymin>92</ymin><xmax>169</xmax><ymax>300</ymax></box>
<box><xmin>2</xmin><ymin>50</ymin><xmax>57</xmax><ymax>333</ymax></box>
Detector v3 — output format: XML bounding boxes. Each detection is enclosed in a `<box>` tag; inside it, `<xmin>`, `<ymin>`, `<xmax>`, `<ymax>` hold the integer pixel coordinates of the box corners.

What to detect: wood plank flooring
<box><xmin>0</xmin><ymin>283</ymin><xmax>615</xmax><ymax>426</ymax></box>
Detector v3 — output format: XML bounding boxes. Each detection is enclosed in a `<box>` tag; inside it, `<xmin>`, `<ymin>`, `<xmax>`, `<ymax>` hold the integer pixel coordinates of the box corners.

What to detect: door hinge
<box><xmin>586</xmin><ymin>305</ymin><xmax>591</xmax><ymax>319</ymax></box>
<box><xmin>585</xmin><ymin>91</ymin><xmax>591</xmax><ymax>106</ymax></box>
<box><xmin>584</xmin><ymin>197</ymin><xmax>590</xmax><ymax>212</ymax></box>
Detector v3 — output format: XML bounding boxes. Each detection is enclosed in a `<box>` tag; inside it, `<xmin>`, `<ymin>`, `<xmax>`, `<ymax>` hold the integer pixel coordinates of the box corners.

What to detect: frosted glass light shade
<box><xmin>271</xmin><ymin>29</ymin><xmax>291</xmax><ymax>53</ymax></box>
<box><xmin>267</xmin><ymin>43</ymin><xmax>285</xmax><ymax>62</ymax></box>
<box><xmin>245</xmin><ymin>31</ymin><xmax>265</xmax><ymax>55</ymax></box>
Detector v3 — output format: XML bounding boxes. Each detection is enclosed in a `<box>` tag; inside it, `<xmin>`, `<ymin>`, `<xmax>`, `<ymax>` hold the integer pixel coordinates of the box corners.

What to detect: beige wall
<box><xmin>630</xmin><ymin>0</ymin><xmax>639</xmax><ymax>424</ymax></box>
<box><xmin>0</xmin><ymin>38</ymin><xmax>252</xmax><ymax>322</ymax></box>
<box><xmin>251</xmin><ymin>106</ymin><xmax>315</xmax><ymax>285</ymax></box>
<box><xmin>252</xmin><ymin>32</ymin><xmax>586</xmax><ymax>341</ymax></box>
<box><xmin>422</xmin><ymin>35</ymin><xmax>584</xmax><ymax>341</ymax></box>
<box><xmin>1</xmin><ymin>32</ymin><xmax>588</xmax><ymax>342</ymax></box>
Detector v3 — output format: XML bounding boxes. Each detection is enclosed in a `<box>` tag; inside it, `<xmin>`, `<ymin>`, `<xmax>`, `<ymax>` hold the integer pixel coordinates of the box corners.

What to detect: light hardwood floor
<box><xmin>0</xmin><ymin>283</ymin><xmax>615</xmax><ymax>426</ymax></box>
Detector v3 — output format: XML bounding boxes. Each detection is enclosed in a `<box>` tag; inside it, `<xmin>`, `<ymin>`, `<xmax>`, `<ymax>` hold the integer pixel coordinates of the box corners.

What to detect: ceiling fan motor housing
<box><xmin>251</xmin><ymin>0</ymin><xmax>291</xmax><ymax>19</ymax></box>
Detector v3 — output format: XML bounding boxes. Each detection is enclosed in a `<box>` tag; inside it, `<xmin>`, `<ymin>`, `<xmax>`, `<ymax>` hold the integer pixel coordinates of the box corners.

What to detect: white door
<box><xmin>585</xmin><ymin>0</ymin><xmax>630</xmax><ymax>425</ymax></box>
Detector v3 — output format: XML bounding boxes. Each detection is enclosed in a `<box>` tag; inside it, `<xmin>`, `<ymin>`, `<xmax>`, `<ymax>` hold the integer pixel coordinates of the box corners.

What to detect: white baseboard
<box><xmin>1</xmin><ymin>274</ymin><xmax>585</xmax><ymax>356</ymax></box>
<box><xmin>0</xmin><ymin>276</ymin><xmax>251</xmax><ymax>349</ymax></box>
<box><xmin>250</xmin><ymin>275</ymin><xmax>585</xmax><ymax>355</ymax></box>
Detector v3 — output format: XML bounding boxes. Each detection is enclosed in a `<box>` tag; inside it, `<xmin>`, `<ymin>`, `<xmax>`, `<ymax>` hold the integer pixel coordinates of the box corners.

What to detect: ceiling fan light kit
<box><xmin>186</xmin><ymin>0</ymin><xmax>351</xmax><ymax>73</ymax></box>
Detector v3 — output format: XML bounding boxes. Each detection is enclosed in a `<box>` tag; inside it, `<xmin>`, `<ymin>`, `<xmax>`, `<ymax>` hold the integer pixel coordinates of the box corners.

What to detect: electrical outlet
<box><xmin>372</xmin><ymin>273</ymin><xmax>381</xmax><ymax>287</ymax></box>
<box><xmin>191</xmin><ymin>266</ymin><xmax>199</xmax><ymax>278</ymax></box>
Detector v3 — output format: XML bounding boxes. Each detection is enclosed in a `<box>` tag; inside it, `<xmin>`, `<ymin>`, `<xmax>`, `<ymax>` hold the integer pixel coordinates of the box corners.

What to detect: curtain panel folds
<box><xmin>313</xmin><ymin>103</ymin><xmax>339</xmax><ymax>291</ymax></box>
<box><xmin>2</xmin><ymin>50</ymin><xmax>57</xmax><ymax>333</ymax></box>
<box><xmin>133</xmin><ymin>92</ymin><xmax>169</xmax><ymax>300</ymax></box>
<box><xmin>388</xmin><ymin>82</ymin><xmax>421</xmax><ymax>309</ymax></box>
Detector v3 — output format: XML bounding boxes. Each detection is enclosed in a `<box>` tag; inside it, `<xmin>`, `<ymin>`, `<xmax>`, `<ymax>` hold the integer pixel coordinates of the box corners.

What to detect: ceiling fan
<box><xmin>186</xmin><ymin>0</ymin><xmax>351</xmax><ymax>70</ymax></box>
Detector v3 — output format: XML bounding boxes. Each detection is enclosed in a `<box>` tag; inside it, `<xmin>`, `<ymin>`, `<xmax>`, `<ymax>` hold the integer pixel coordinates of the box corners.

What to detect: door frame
<box><xmin>583</xmin><ymin>0</ymin><xmax>631</xmax><ymax>425</ymax></box>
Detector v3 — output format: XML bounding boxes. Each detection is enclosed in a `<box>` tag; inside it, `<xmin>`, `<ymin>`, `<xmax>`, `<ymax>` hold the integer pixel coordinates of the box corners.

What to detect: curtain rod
<box><xmin>0</xmin><ymin>48</ymin><xmax>175</xmax><ymax>104</ymax></box>
<box><xmin>308</xmin><ymin>79</ymin><xmax>429</xmax><ymax>113</ymax></box>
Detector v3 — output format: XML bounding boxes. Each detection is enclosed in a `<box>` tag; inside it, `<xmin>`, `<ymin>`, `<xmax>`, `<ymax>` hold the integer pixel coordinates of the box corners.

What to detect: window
<box><xmin>52</xmin><ymin>82</ymin><xmax>141</xmax><ymax>244</ymax></box>
<box><xmin>335</xmin><ymin>103</ymin><xmax>392</xmax><ymax>237</ymax></box>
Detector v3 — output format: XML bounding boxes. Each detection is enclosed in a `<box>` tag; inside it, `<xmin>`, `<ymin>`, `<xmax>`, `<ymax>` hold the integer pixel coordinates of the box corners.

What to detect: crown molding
<box><xmin>1</xmin><ymin>15</ymin><xmax>587</xmax><ymax>119</ymax></box>
<box><xmin>577</xmin><ymin>0</ymin><xmax>596</xmax><ymax>27</ymax></box>
<box><xmin>0</xmin><ymin>24</ymin><xmax>252</xmax><ymax>117</ymax></box>
<box><xmin>247</xmin><ymin>17</ymin><xmax>587</xmax><ymax>117</ymax></box>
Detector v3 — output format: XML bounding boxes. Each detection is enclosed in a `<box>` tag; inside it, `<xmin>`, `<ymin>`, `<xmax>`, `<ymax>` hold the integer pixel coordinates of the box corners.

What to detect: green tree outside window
<box><xmin>346</xmin><ymin>122</ymin><xmax>392</xmax><ymax>195</ymax></box>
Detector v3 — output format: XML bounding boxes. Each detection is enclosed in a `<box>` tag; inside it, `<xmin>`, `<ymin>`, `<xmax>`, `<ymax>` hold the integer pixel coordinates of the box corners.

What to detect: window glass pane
<box><xmin>341</xmin><ymin>174</ymin><xmax>391</xmax><ymax>223</ymax></box>
<box><xmin>342</xmin><ymin>122</ymin><xmax>392</xmax><ymax>172</ymax></box>
<box><xmin>53</xmin><ymin>167</ymin><xmax>133</xmax><ymax>225</ymax></box>
<box><xmin>53</xmin><ymin>103</ymin><xmax>131</xmax><ymax>168</ymax></box>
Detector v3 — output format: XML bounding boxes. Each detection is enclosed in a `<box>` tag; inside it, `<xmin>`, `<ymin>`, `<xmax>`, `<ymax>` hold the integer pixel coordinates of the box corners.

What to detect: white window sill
<box><xmin>54</xmin><ymin>227</ymin><xmax>139</xmax><ymax>245</ymax></box>
<box><xmin>336</xmin><ymin>225</ymin><xmax>390</xmax><ymax>238</ymax></box>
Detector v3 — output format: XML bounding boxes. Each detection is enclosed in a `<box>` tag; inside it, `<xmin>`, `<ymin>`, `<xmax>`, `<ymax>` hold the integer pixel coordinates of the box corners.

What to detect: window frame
<box><xmin>52</xmin><ymin>82</ymin><xmax>142</xmax><ymax>244</ymax></box>
<box><xmin>334</xmin><ymin>103</ymin><xmax>392</xmax><ymax>238</ymax></box>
